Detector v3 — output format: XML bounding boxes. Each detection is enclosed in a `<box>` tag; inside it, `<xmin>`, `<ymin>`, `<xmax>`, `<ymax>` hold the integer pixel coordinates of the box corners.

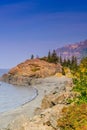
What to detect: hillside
<box><xmin>56</xmin><ymin>39</ymin><xmax>87</xmax><ymax>62</ymax></box>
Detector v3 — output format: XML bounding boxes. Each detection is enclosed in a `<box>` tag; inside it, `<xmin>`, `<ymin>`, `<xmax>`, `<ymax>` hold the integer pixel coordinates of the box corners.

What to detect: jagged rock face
<box><xmin>1</xmin><ymin>59</ymin><xmax>62</xmax><ymax>86</ymax></box>
<box><xmin>56</xmin><ymin>39</ymin><xmax>87</xmax><ymax>62</ymax></box>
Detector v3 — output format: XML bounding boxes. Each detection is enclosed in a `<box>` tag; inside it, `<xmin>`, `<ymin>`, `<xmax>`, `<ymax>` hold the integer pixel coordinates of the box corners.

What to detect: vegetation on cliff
<box><xmin>57</xmin><ymin>57</ymin><xmax>87</xmax><ymax>130</ymax></box>
<box><xmin>58</xmin><ymin>103</ymin><xmax>87</xmax><ymax>130</ymax></box>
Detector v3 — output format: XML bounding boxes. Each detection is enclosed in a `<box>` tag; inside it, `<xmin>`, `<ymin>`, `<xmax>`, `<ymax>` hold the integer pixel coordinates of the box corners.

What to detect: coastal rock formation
<box><xmin>1</xmin><ymin>59</ymin><xmax>62</xmax><ymax>86</ymax></box>
<box><xmin>41</xmin><ymin>79</ymin><xmax>73</xmax><ymax>109</ymax></box>
<box><xmin>41</xmin><ymin>91</ymin><xmax>79</xmax><ymax>109</ymax></box>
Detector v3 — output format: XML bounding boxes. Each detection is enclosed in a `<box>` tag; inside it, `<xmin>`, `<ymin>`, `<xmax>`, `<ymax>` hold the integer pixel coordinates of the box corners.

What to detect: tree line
<box><xmin>30</xmin><ymin>49</ymin><xmax>78</xmax><ymax>71</ymax></box>
<box><xmin>40</xmin><ymin>50</ymin><xmax>78</xmax><ymax>70</ymax></box>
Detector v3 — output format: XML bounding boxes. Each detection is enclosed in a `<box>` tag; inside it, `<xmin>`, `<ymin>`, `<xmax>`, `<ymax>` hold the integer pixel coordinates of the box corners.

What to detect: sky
<box><xmin>0</xmin><ymin>0</ymin><xmax>87</xmax><ymax>68</ymax></box>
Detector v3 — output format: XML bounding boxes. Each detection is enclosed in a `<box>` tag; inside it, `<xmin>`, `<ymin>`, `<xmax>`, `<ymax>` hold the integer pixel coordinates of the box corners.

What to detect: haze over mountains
<box><xmin>56</xmin><ymin>39</ymin><xmax>87</xmax><ymax>62</ymax></box>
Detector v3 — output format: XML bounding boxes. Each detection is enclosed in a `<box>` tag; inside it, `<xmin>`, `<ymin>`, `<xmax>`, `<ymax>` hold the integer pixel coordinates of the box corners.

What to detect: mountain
<box><xmin>56</xmin><ymin>39</ymin><xmax>87</xmax><ymax>62</ymax></box>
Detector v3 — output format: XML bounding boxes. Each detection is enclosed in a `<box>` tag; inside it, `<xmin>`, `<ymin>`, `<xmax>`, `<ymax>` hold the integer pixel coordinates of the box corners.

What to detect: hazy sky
<box><xmin>0</xmin><ymin>0</ymin><xmax>87</xmax><ymax>68</ymax></box>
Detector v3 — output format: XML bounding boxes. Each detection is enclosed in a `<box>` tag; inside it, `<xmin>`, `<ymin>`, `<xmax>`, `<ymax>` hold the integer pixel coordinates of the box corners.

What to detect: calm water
<box><xmin>0</xmin><ymin>69</ymin><xmax>37</xmax><ymax>113</ymax></box>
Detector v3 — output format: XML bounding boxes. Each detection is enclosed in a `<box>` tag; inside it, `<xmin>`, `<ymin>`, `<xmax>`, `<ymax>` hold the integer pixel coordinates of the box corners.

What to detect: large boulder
<box><xmin>1</xmin><ymin>59</ymin><xmax>62</xmax><ymax>86</ymax></box>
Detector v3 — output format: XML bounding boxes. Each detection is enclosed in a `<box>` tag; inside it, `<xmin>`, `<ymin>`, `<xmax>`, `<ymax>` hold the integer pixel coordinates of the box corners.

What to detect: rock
<box><xmin>41</xmin><ymin>78</ymin><xmax>73</xmax><ymax>109</ymax></box>
<box><xmin>41</xmin><ymin>91</ymin><xmax>79</xmax><ymax>109</ymax></box>
<box><xmin>7</xmin><ymin>115</ymin><xmax>30</xmax><ymax>130</ymax></box>
<box><xmin>7</xmin><ymin>104</ymin><xmax>63</xmax><ymax>130</ymax></box>
<box><xmin>34</xmin><ymin>107</ymin><xmax>42</xmax><ymax>115</ymax></box>
<box><xmin>7</xmin><ymin>113</ymin><xmax>55</xmax><ymax>130</ymax></box>
<box><xmin>1</xmin><ymin>59</ymin><xmax>62</xmax><ymax>86</ymax></box>
<box><xmin>64</xmin><ymin>79</ymin><xmax>73</xmax><ymax>91</ymax></box>
<box><xmin>56</xmin><ymin>39</ymin><xmax>87</xmax><ymax>63</ymax></box>
<box><xmin>50</xmin><ymin>105</ymin><xmax>64</xmax><ymax>129</ymax></box>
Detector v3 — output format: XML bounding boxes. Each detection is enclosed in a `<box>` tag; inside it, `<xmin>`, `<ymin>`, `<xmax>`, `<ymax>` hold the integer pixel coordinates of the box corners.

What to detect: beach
<box><xmin>0</xmin><ymin>76</ymin><xmax>70</xmax><ymax>129</ymax></box>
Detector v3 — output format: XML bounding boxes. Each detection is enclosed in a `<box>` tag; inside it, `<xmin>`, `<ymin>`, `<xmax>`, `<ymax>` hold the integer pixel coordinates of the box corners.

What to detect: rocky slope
<box><xmin>56</xmin><ymin>39</ymin><xmax>87</xmax><ymax>62</ymax></box>
<box><xmin>1</xmin><ymin>59</ymin><xmax>62</xmax><ymax>86</ymax></box>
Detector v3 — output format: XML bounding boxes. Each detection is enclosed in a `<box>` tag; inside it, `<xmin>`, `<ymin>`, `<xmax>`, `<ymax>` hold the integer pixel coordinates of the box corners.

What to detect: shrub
<box><xmin>58</xmin><ymin>104</ymin><xmax>87</xmax><ymax>130</ymax></box>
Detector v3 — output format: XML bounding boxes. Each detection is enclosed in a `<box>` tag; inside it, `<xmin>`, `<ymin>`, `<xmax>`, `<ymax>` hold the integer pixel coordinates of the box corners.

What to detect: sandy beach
<box><xmin>0</xmin><ymin>76</ymin><xmax>69</xmax><ymax>129</ymax></box>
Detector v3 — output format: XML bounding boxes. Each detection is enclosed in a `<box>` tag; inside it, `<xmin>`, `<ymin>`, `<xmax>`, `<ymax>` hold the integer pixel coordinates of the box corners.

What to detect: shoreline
<box><xmin>0</xmin><ymin>82</ymin><xmax>38</xmax><ymax>114</ymax></box>
<box><xmin>21</xmin><ymin>88</ymin><xmax>38</xmax><ymax>107</ymax></box>
<box><xmin>0</xmin><ymin>76</ymin><xmax>70</xmax><ymax>129</ymax></box>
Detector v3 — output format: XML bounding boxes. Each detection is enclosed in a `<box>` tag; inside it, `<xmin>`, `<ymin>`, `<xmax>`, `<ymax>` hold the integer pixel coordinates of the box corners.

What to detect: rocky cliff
<box><xmin>1</xmin><ymin>59</ymin><xmax>62</xmax><ymax>86</ymax></box>
<box><xmin>56</xmin><ymin>39</ymin><xmax>87</xmax><ymax>62</ymax></box>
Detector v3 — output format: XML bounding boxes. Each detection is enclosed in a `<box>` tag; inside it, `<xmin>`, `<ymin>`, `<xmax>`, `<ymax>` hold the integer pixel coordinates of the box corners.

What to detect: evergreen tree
<box><xmin>47</xmin><ymin>50</ymin><xmax>52</xmax><ymax>62</ymax></box>
<box><xmin>47</xmin><ymin>50</ymin><xmax>59</xmax><ymax>63</ymax></box>
<box><xmin>67</xmin><ymin>59</ymin><xmax>71</xmax><ymax>68</ymax></box>
<box><xmin>59</xmin><ymin>56</ymin><xmax>63</xmax><ymax>65</ymax></box>
<box><xmin>63</xmin><ymin>58</ymin><xmax>67</xmax><ymax>66</ymax></box>
<box><xmin>31</xmin><ymin>54</ymin><xmax>34</xmax><ymax>59</ymax></box>
<box><xmin>51</xmin><ymin>50</ymin><xmax>59</xmax><ymax>63</ymax></box>
<box><xmin>71</xmin><ymin>56</ymin><xmax>75</xmax><ymax>65</ymax></box>
<box><xmin>71</xmin><ymin>56</ymin><xmax>78</xmax><ymax>70</ymax></box>
<box><xmin>74</xmin><ymin>57</ymin><xmax>78</xmax><ymax>66</ymax></box>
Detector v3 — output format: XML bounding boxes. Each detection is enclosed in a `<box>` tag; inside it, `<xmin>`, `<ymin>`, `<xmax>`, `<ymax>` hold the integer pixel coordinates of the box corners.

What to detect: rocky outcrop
<box><xmin>41</xmin><ymin>79</ymin><xmax>74</xmax><ymax>109</ymax></box>
<box><xmin>1</xmin><ymin>59</ymin><xmax>62</xmax><ymax>86</ymax></box>
<box><xmin>41</xmin><ymin>91</ymin><xmax>79</xmax><ymax>110</ymax></box>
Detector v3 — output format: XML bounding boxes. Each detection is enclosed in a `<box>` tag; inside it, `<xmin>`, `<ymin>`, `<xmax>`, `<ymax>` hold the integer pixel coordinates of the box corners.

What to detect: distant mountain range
<box><xmin>56</xmin><ymin>39</ymin><xmax>87</xmax><ymax>62</ymax></box>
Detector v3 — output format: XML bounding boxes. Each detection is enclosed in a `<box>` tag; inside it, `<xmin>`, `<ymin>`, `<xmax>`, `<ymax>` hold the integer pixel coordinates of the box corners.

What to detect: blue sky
<box><xmin>0</xmin><ymin>0</ymin><xmax>87</xmax><ymax>68</ymax></box>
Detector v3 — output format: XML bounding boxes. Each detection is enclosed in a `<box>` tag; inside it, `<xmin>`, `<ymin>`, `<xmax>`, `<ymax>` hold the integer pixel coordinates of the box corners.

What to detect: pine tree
<box><xmin>47</xmin><ymin>50</ymin><xmax>52</xmax><ymax>62</ymax></box>
<box><xmin>31</xmin><ymin>54</ymin><xmax>34</xmax><ymax>59</ymax></box>
<box><xmin>67</xmin><ymin>59</ymin><xmax>71</xmax><ymax>68</ymax></box>
<box><xmin>71</xmin><ymin>56</ymin><xmax>78</xmax><ymax>70</ymax></box>
<box><xmin>71</xmin><ymin>56</ymin><xmax>75</xmax><ymax>65</ymax></box>
<box><xmin>59</xmin><ymin>56</ymin><xmax>63</xmax><ymax>65</ymax></box>
<box><xmin>63</xmin><ymin>58</ymin><xmax>67</xmax><ymax>66</ymax></box>
<box><xmin>51</xmin><ymin>50</ymin><xmax>59</xmax><ymax>63</ymax></box>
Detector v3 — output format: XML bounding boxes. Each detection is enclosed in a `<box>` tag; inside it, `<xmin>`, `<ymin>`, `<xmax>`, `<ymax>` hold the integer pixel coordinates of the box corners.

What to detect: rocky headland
<box><xmin>1</xmin><ymin>59</ymin><xmax>62</xmax><ymax>86</ymax></box>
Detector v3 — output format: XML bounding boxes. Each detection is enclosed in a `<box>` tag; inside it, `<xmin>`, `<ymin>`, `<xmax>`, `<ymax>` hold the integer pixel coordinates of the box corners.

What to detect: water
<box><xmin>0</xmin><ymin>69</ymin><xmax>37</xmax><ymax>113</ymax></box>
<box><xmin>0</xmin><ymin>69</ymin><xmax>9</xmax><ymax>76</ymax></box>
